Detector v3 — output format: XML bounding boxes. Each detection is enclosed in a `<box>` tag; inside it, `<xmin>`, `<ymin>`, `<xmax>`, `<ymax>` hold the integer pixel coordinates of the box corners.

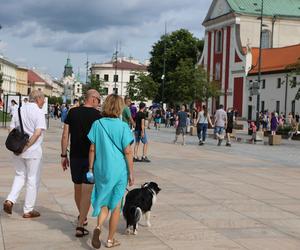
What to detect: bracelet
<box><xmin>61</xmin><ymin>154</ymin><xmax>67</xmax><ymax>158</ymax></box>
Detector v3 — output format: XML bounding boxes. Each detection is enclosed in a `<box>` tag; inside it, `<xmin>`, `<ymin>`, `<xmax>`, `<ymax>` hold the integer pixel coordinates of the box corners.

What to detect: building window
<box><xmin>261</xmin><ymin>30</ymin><xmax>271</xmax><ymax>49</ymax></box>
<box><xmin>96</xmin><ymin>74</ymin><xmax>100</xmax><ymax>80</ymax></box>
<box><xmin>292</xmin><ymin>76</ymin><xmax>297</xmax><ymax>87</ymax></box>
<box><xmin>27</xmin><ymin>88</ymin><xmax>31</xmax><ymax>95</ymax></box>
<box><xmin>292</xmin><ymin>100</ymin><xmax>296</xmax><ymax>114</ymax></box>
<box><xmin>277</xmin><ymin>78</ymin><xmax>281</xmax><ymax>88</ymax></box>
<box><xmin>262</xmin><ymin>79</ymin><xmax>266</xmax><ymax>89</ymax></box>
<box><xmin>261</xmin><ymin>101</ymin><xmax>265</xmax><ymax>112</ymax></box>
<box><xmin>130</xmin><ymin>75</ymin><xmax>135</xmax><ymax>82</ymax></box>
<box><xmin>113</xmin><ymin>75</ymin><xmax>118</xmax><ymax>82</ymax></box>
<box><xmin>77</xmin><ymin>88</ymin><xmax>80</xmax><ymax>93</ymax></box>
<box><xmin>215</xmin><ymin>63</ymin><xmax>221</xmax><ymax>80</ymax></box>
<box><xmin>113</xmin><ymin>88</ymin><xmax>118</xmax><ymax>94</ymax></box>
<box><xmin>249</xmin><ymin>96</ymin><xmax>252</xmax><ymax>102</ymax></box>
<box><xmin>102</xmin><ymin>87</ymin><xmax>108</xmax><ymax>95</ymax></box>
<box><xmin>104</xmin><ymin>74</ymin><xmax>109</xmax><ymax>82</ymax></box>
<box><xmin>276</xmin><ymin>101</ymin><xmax>280</xmax><ymax>114</ymax></box>
<box><xmin>215</xmin><ymin>30</ymin><xmax>222</xmax><ymax>53</ymax></box>
<box><xmin>38</xmin><ymin>88</ymin><xmax>41</xmax><ymax>91</ymax></box>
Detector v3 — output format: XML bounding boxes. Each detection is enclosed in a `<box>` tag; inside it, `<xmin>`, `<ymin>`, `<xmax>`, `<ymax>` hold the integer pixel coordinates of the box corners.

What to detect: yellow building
<box><xmin>16</xmin><ymin>67</ymin><xmax>28</xmax><ymax>95</ymax></box>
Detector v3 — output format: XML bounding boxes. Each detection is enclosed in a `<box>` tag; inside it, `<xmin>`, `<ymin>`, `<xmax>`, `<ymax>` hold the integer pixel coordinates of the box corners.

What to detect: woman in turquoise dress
<box><xmin>87</xmin><ymin>94</ymin><xmax>134</xmax><ymax>249</ymax></box>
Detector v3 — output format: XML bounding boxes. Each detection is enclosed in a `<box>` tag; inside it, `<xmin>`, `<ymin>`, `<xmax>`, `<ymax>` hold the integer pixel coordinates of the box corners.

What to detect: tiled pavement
<box><xmin>1</xmin><ymin>120</ymin><xmax>300</xmax><ymax>250</ymax></box>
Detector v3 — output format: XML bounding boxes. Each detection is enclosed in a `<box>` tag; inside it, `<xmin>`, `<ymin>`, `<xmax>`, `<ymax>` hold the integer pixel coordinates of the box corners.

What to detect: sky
<box><xmin>0</xmin><ymin>0</ymin><xmax>211</xmax><ymax>81</ymax></box>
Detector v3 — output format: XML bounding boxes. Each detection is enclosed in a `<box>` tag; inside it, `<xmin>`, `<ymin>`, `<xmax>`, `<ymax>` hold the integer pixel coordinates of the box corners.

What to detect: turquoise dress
<box><xmin>87</xmin><ymin>118</ymin><xmax>134</xmax><ymax>217</ymax></box>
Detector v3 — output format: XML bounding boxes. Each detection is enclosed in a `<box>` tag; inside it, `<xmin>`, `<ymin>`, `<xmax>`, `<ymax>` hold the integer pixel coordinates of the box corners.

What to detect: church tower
<box><xmin>63</xmin><ymin>56</ymin><xmax>73</xmax><ymax>77</ymax></box>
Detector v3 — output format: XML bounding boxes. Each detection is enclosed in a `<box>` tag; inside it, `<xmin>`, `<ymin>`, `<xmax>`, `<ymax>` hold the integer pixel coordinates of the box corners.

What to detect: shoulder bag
<box><xmin>5</xmin><ymin>106</ymin><xmax>30</xmax><ymax>154</ymax></box>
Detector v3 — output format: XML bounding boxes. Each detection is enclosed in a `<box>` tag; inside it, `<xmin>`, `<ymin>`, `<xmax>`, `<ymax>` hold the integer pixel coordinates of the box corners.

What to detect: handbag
<box><xmin>5</xmin><ymin>106</ymin><xmax>30</xmax><ymax>154</ymax></box>
<box><xmin>98</xmin><ymin>120</ymin><xmax>124</xmax><ymax>155</ymax></box>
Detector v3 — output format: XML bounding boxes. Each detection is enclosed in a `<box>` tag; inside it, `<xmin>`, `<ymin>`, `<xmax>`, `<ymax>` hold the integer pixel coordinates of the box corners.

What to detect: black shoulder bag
<box><xmin>98</xmin><ymin>120</ymin><xmax>124</xmax><ymax>155</ymax></box>
<box><xmin>5</xmin><ymin>106</ymin><xmax>30</xmax><ymax>154</ymax></box>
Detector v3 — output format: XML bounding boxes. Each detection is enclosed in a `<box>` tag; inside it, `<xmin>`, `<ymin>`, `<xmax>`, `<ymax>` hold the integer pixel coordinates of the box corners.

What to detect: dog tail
<box><xmin>130</xmin><ymin>206</ymin><xmax>142</xmax><ymax>224</ymax></box>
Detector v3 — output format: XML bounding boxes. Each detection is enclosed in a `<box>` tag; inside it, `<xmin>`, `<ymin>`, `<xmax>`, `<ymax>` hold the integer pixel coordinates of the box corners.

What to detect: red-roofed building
<box><xmin>28</xmin><ymin>70</ymin><xmax>53</xmax><ymax>96</ymax></box>
<box><xmin>91</xmin><ymin>57</ymin><xmax>148</xmax><ymax>97</ymax></box>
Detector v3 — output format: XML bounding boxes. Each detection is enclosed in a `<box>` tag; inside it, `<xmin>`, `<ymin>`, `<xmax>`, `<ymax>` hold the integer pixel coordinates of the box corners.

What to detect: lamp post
<box><xmin>256</xmin><ymin>0</ymin><xmax>264</xmax><ymax>129</ymax></box>
<box><xmin>161</xmin><ymin>22</ymin><xmax>167</xmax><ymax>105</ymax></box>
<box><xmin>113</xmin><ymin>44</ymin><xmax>118</xmax><ymax>95</ymax></box>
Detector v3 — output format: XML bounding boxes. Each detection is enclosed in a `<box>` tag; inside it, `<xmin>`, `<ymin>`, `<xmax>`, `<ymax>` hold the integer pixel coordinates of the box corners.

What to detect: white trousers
<box><xmin>7</xmin><ymin>157</ymin><xmax>42</xmax><ymax>214</ymax></box>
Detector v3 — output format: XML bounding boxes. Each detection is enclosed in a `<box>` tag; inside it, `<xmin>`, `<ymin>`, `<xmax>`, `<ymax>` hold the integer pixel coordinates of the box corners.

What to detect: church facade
<box><xmin>200</xmin><ymin>0</ymin><xmax>300</xmax><ymax>118</ymax></box>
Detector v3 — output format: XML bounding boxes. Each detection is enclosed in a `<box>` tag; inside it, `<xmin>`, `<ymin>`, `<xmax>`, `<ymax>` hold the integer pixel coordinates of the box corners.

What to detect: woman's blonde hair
<box><xmin>102</xmin><ymin>94</ymin><xmax>125</xmax><ymax>118</ymax></box>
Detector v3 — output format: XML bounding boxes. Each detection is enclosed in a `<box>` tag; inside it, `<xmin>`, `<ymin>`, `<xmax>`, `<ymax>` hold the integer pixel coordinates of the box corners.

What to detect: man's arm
<box><xmin>60</xmin><ymin>124</ymin><xmax>70</xmax><ymax>171</ymax></box>
<box><xmin>23</xmin><ymin>128</ymin><xmax>43</xmax><ymax>152</ymax></box>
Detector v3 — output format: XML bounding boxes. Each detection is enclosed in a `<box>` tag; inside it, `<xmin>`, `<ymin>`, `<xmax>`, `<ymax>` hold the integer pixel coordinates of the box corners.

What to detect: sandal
<box><xmin>77</xmin><ymin>215</ymin><xmax>88</xmax><ymax>226</ymax></box>
<box><xmin>92</xmin><ymin>227</ymin><xmax>101</xmax><ymax>249</ymax></box>
<box><xmin>75</xmin><ymin>227</ymin><xmax>89</xmax><ymax>238</ymax></box>
<box><xmin>23</xmin><ymin>210</ymin><xmax>40</xmax><ymax>218</ymax></box>
<box><xmin>106</xmin><ymin>239</ymin><xmax>121</xmax><ymax>248</ymax></box>
<box><xmin>3</xmin><ymin>200</ymin><xmax>13</xmax><ymax>214</ymax></box>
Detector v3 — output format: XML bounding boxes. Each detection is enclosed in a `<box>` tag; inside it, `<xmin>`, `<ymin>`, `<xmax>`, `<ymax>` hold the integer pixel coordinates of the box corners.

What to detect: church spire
<box><xmin>63</xmin><ymin>55</ymin><xmax>73</xmax><ymax>77</ymax></box>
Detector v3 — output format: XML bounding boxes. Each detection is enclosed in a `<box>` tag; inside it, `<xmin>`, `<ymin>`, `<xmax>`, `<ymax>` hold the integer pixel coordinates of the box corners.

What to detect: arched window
<box><xmin>261</xmin><ymin>30</ymin><xmax>271</xmax><ymax>49</ymax></box>
<box><xmin>215</xmin><ymin>30</ymin><xmax>222</xmax><ymax>53</ymax></box>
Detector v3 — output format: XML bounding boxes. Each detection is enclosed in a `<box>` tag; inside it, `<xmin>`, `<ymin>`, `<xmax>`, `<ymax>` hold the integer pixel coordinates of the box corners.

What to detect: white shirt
<box><xmin>214</xmin><ymin>108</ymin><xmax>227</xmax><ymax>127</ymax></box>
<box><xmin>9</xmin><ymin>104</ymin><xmax>18</xmax><ymax>115</ymax></box>
<box><xmin>10</xmin><ymin>102</ymin><xmax>47</xmax><ymax>159</ymax></box>
<box><xmin>198</xmin><ymin>111</ymin><xmax>208</xmax><ymax>124</ymax></box>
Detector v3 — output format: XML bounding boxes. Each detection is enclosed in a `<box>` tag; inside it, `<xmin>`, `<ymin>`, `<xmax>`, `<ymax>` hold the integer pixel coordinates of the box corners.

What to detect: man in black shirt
<box><xmin>134</xmin><ymin>102</ymin><xmax>150</xmax><ymax>162</ymax></box>
<box><xmin>61</xmin><ymin>89</ymin><xmax>101</xmax><ymax>237</ymax></box>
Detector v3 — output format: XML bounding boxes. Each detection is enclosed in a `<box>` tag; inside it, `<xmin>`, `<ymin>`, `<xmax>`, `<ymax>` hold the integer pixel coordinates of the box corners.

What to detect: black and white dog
<box><xmin>123</xmin><ymin>182</ymin><xmax>161</xmax><ymax>235</ymax></box>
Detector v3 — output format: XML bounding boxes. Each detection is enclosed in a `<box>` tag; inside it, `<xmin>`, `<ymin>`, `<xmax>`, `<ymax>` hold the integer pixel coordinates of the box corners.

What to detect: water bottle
<box><xmin>86</xmin><ymin>171</ymin><xmax>94</xmax><ymax>184</ymax></box>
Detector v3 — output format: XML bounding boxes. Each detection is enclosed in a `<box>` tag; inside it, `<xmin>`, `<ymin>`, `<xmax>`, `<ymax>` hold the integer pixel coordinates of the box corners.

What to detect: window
<box><xmin>77</xmin><ymin>88</ymin><xmax>80</xmax><ymax>93</ymax></box>
<box><xmin>215</xmin><ymin>63</ymin><xmax>221</xmax><ymax>80</ymax></box>
<box><xmin>292</xmin><ymin>100</ymin><xmax>296</xmax><ymax>114</ymax></box>
<box><xmin>262</xmin><ymin>79</ymin><xmax>266</xmax><ymax>89</ymax></box>
<box><xmin>113</xmin><ymin>75</ymin><xmax>118</xmax><ymax>82</ymax></box>
<box><xmin>104</xmin><ymin>74</ymin><xmax>109</xmax><ymax>82</ymax></box>
<box><xmin>261</xmin><ymin>101</ymin><xmax>265</xmax><ymax>112</ymax></box>
<box><xmin>130</xmin><ymin>75</ymin><xmax>135</xmax><ymax>82</ymax></box>
<box><xmin>27</xmin><ymin>88</ymin><xmax>31</xmax><ymax>95</ymax></box>
<box><xmin>102</xmin><ymin>87</ymin><xmax>108</xmax><ymax>95</ymax></box>
<box><xmin>96</xmin><ymin>74</ymin><xmax>100</xmax><ymax>80</ymax></box>
<box><xmin>292</xmin><ymin>76</ymin><xmax>297</xmax><ymax>87</ymax></box>
<box><xmin>261</xmin><ymin>30</ymin><xmax>271</xmax><ymax>49</ymax></box>
<box><xmin>249</xmin><ymin>96</ymin><xmax>252</xmax><ymax>102</ymax></box>
<box><xmin>38</xmin><ymin>88</ymin><xmax>41</xmax><ymax>91</ymax></box>
<box><xmin>113</xmin><ymin>88</ymin><xmax>118</xmax><ymax>94</ymax></box>
<box><xmin>276</xmin><ymin>101</ymin><xmax>280</xmax><ymax>114</ymax></box>
<box><xmin>215</xmin><ymin>30</ymin><xmax>222</xmax><ymax>53</ymax></box>
<box><xmin>277</xmin><ymin>78</ymin><xmax>281</xmax><ymax>88</ymax></box>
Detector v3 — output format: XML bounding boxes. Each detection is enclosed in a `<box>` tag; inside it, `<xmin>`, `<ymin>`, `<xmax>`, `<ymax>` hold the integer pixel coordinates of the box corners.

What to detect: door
<box><xmin>248</xmin><ymin>105</ymin><xmax>252</xmax><ymax>121</ymax></box>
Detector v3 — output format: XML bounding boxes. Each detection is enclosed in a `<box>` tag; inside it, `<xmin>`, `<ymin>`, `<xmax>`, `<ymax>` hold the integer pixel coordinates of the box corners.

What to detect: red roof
<box><xmin>28</xmin><ymin>70</ymin><xmax>46</xmax><ymax>83</ymax></box>
<box><xmin>249</xmin><ymin>44</ymin><xmax>300</xmax><ymax>74</ymax></box>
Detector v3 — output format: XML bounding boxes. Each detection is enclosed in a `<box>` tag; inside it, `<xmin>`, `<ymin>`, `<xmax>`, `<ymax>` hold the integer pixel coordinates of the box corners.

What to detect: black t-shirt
<box><xmin>135</xmin><ymin>111</ymin><xmax>146</xmax><ymax>132</ymax></box>
<box><xmin>227</xmin><ymin>111</ymin><xmax>234</xmax><ymax>128</ymax></box>
<box><xmin>177</xmin><ymin>111</ymin><xmax>187</xmax><ymax>127</ymax></box>
<box><xmin>65</xmin><ymin>106</ymin><xmax>102</xmax><ymax>158</ymax></box>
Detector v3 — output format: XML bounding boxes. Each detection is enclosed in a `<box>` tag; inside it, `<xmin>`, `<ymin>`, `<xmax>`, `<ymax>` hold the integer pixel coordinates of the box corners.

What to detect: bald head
<box><xmin>85</xmin><ymin>89</ymin><xmax>101</xmax><ymax>108</ymax></box>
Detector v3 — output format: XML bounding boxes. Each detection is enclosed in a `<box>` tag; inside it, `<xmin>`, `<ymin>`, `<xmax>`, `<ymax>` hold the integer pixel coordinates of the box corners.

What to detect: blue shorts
<box><xmin>134</xmin><ymin>130</ymin><xmax>148</xmax><ymax>144</ymax></box>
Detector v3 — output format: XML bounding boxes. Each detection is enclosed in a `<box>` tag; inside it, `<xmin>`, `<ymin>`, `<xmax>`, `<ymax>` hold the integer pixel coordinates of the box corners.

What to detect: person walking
<box><xmin>196</xmin><ymin>105</ymin><xmax>213</xmax><ymax>146</ymax></box>
<box><xmin>270</xmin><ymin>112</ymin><xmax>278</xmax><ymax>135</ymax></box>
<box><xmin>60</xmin><ymin>89</ymin><xmax>102</xmax><ymax>237</ymax></box>
<box><xmin>9</xmin><ymin>99</ymin><xmax>18</xmax><ymax>117</ymax></box>
<box><xmin>174</xmin><ymin>105</ymin><xmax>188</xmax><ymax>146</ymax></box>
<box><xmin>3</xmin><ymin>90</ymin><xmax>46</xmax><ymax>218</ymax></box>
<box><xmin>133</xmin><ymin>102</ymin><xmax>151</xmax><ymax>162</ymax></box>
<box><xmin>225</xmin><ymin>108</ymin><xmax>235</xmax><ymax>147</ymax></box>
<box><xmin>122</xmin><ymin>96</ymin><xmax>135</xmax><ymax>129</ymax></box>
<box><xmin>87</xmin><ymin>94</ymin><xmax>134</xmax><ymax>249</ymax></box>
<box><xmin>214</xmin><ymin>104</ymin><xmax>227</xmax><ymax>146</ymax></box>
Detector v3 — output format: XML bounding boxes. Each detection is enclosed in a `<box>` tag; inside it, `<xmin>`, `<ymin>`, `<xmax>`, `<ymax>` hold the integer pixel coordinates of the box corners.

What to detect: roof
<box><xmin>227</xmin><ymin>0</ymin><xmax>300</xmax><ymax>18</ymax></box>
<box><xmin>28</xmin><ymin>70</ymin><xmax>46</xmax><ymax>83</ymax></box>
<box><xmin>92</xmin><ymin>60</ymin><xmax>147</xmax><ymax>71</ymax></box>
<box><xmin>249</xmin><ymin>43</ymin><xmax>300</xmax><ymax>74</ymax></box>
<box><xmin>65</xmin><ymin>58</ymin><xmax>72</xmax><ymax>68</ymax></box>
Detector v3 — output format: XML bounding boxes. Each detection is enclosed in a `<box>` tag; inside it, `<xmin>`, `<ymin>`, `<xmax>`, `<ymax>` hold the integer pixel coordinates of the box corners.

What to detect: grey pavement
<box><xmin>1</xmin><ymin>120</ymin><xmax>300</xmax><ymax>250</ymax></box>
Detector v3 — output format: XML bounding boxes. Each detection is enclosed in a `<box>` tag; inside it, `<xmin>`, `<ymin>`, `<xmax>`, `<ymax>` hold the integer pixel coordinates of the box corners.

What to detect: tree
<box><xmin>82</xmin><ymin>75</ymin><xmax>104</xmax><ymax>95</ymax></box>
<box><xmin>166</xmin><ymin>59</ymin><xmax>220</xmax><ymax>104</ymax></box>
<box><xmin>148</xmin><ymin>28</ymin><xmax>204</xmax><ymax>103</ymax></box>
<box><xmin>288</xmin><ymin>59</ymin><xmax>300</xmax><ymax>100</ymax></box>
<box><xmin>0</xmin><ymin>72</ymin><xmax>3</xmax><ymax>90</ymax></box>
<box><xmin>126</xmin><ymin>72</ymin><xmax>159</xmax><ymax>102</ymax></box>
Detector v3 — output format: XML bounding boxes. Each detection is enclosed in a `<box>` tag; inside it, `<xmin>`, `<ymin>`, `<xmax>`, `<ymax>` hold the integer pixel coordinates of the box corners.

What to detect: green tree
<box><xmin>126</xmin><ymin>72</ymin><xmax>159</xmax><ymax>102</ymax></box>
<box><xmin>288</xmin><ymin>59</ymin><xmax>300</xmax><ymax>100</ymax></box>
<box><xmin>148</xmin><ymin>28</ymin><xmax>204</xmax><ymax>103</ymax></box>
<box><xmin>0</xmin><ymin>72</ymin><xmax>3</xmax><ymax>90</ymax></box>
<box><xmin>167</xmin><ymin>59</ymin><xmax>220</xmax><ymax>104</ymax></box>
<box><xmin>82</xmin><ymin>75</ymin><xmax>104</xmax><ymax>95</ymax></box>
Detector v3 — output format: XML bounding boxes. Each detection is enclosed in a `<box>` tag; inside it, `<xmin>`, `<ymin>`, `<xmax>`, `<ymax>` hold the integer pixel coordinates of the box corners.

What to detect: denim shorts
<box><xmin>134</xmin><ymin>130</ymin><xmax>148</xmax><ymax>144</ymax></box>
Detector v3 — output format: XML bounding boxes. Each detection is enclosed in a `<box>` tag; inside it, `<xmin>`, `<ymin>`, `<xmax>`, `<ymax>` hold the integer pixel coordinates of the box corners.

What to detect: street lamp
<box><xmin>256</xmin><ymin>0</ymin><xmax>264</xmax><ymax>129</ymax></box>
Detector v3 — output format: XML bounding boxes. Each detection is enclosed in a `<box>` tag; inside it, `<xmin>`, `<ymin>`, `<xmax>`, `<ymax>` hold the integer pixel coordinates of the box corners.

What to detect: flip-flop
<box><xmin>75</xmin><ymin>227</ymin><xmax>89</xmax><ymax>237</ymax></box>
<box><xmin>77</xmin><ymin>215</ymin><xmax>88</xmax><ymax>226</ymax></box>
<box><xmin>92</xmin><ymin>227</ymin><xmax>101</xmax><ymax>249</ymax></box>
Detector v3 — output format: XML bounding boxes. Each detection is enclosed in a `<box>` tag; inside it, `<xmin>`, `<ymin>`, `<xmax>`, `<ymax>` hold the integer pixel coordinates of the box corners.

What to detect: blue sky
<box><xmin>0</xmin><ymin>0</ymin><xmax>211</xmax><ymax>80</ymax></box>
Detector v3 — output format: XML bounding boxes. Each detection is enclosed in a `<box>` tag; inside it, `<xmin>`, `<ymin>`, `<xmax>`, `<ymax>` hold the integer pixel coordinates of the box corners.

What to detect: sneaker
<box><xmin>141</xmin><ymin>156</ymin><xmax>151</xmax><ymax>163</ymax></box>
<box><xmin>226</xmin><ymin>143</ymin><xmax>231</xmax><ymax>147</ymax></box>
<box><xmin>133</xmin><ymin>157</ymin><xmax>141</xmax><ymax>162</ymax></box>
<box><xmin>218</xmin><ymin>139</ymin><xmax>222</xmax><ymax>146</ymax></box>
<box><xmin>198</xmin><ymin>140</ymin><xmax>202</xmax><ymax>145</ymax></box>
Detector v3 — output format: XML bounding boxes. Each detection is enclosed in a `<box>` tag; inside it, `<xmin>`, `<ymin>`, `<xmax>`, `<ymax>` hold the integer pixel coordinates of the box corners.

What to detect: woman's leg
<box><xmin>108</xmin><ymin>204</ymin><xmax>121</xmax><ymax>241</ymax></box>
<box><xmin>97</xmin><ymin>206</ymin><xmax>109</xmax><ymax>228</ymax></box>
<box><xmin>202</xmin><ymin>124</ymin><xmax>208</xmax><ymax>142</ymax></box>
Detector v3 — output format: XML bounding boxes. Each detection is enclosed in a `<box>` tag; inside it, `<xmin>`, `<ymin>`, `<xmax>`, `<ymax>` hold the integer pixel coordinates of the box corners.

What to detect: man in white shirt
<box><xmin>214</xmin><ymin>104</ymin><xmax>227</xmax><ymax>146</ymax></box>
<box><xmin>3</xmin><ymin>90</ymin><xmax>46</xmax><ymax>218</ymax></box>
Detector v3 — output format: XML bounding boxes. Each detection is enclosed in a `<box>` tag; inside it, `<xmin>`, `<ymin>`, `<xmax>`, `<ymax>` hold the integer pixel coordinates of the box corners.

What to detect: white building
<box><xmin>90</xmin><ymin>57</ymin><xmax>148</xmax><ymax>97</ymax></box>
<box><xmin>200</xmin><ymin>0</ymin><xmax>300</xmax><ymax>118</ymax></box>
<box><xmin>0</xmin><ymin>56</ymin><xmax>17</xmax><ymax>95</ymax></box>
